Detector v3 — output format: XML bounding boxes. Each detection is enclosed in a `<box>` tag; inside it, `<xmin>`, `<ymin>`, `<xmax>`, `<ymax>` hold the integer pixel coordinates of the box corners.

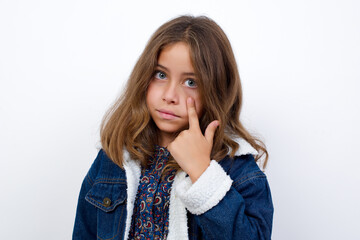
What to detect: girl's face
<box><xmin>146</xmin><ymin>42</ymin><xmax>203</xmax><ymax>146</ymax></box>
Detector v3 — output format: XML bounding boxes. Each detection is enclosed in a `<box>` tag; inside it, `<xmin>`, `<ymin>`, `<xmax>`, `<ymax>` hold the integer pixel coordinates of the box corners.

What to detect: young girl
<box><xmin>73</xmin><ymin>15</ymin><xmax>273</xmax><ymax>240</ymax></box>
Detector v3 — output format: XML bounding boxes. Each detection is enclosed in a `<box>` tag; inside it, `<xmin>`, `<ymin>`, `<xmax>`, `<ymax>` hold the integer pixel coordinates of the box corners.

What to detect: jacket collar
<box><xmin>231</xmin><ymin>137</ymin><xmax>258</xmax><ymax>156</ymax></box>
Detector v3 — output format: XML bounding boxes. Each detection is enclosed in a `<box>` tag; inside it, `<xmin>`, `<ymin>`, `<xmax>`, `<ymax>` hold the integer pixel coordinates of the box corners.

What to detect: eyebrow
<box><xmin>156</xmin><ymin>64</ymin><xmax>196</xmax><ymax>76</ymax></box>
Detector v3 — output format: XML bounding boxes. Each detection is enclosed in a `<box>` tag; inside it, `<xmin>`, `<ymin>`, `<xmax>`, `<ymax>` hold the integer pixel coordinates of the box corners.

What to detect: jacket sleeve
<box><xmin>175</xmin><ymin>156</ymin><xmax>273</xmax><ymax>240</ymax></box>
<box><xmin>72</xmin><ymin>150</ymin><xmax>103</xmax><ymax>240</ymax></box>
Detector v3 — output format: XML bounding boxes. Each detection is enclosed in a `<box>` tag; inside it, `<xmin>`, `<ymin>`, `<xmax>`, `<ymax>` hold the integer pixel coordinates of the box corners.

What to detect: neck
<box><xmin>159</xmin><ymin>131</ymin><xmax>177</xmax><ymax>148</ymax></box>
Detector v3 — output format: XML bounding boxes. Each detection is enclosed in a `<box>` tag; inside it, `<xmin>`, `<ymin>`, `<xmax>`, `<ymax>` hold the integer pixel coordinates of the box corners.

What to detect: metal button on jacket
<box><xmin>103</xmin><ymin>197</ymin><xmax>111</xmax><ymax>207</ymax></box>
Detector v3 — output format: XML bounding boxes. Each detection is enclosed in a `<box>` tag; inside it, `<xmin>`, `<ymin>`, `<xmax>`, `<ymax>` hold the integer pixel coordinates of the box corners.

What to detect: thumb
<box><xmin>204</xmin><ymin>120</ymin><xmax>219</xmax><ymax>144</ymax></box>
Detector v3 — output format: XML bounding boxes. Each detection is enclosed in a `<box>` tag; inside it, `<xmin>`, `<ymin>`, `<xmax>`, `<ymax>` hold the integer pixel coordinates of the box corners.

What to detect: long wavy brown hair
<box><xmin>100</xmin><ymin>15</ymin><xmax>268</xmax><ymax>172</ymax></box>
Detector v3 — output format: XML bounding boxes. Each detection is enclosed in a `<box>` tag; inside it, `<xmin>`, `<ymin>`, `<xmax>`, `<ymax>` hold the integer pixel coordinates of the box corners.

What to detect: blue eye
<box><xmin>155</xmin><ymin>71</ymin><xmax>167</xmax><ymax>80</ymax></box>
<box><xmin>184</xmin><ymin>79</ymin><xmax>197</xmax><ymax>88</ymax></box>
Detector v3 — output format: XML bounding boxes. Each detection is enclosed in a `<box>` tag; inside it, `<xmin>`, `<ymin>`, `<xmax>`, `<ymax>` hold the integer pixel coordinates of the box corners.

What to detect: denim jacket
<box><xmin>73</xmin><ymin>138</ymin><xmax>273</xmax><ymax>239</ymax></box>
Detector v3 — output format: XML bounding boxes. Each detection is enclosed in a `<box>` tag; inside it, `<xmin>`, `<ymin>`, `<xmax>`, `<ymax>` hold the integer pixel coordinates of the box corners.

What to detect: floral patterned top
<box><xmin>129</xmin><ymin>146</ymin><xmax>176</xmax><ymax>240</ymax></box>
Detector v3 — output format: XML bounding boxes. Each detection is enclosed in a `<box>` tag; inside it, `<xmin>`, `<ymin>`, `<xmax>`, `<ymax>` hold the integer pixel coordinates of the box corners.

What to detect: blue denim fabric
<box><xmin>73</xmin><ymin>149</ymin><xmax>273</xmax><ymax>240</ymax></box>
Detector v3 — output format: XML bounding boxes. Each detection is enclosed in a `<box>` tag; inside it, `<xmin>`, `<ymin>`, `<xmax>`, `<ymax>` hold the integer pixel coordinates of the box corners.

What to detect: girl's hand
<box><xmin>167</xmin><ymin>97</ymin><xmax>219</xmax><ymax>183</ymax></box>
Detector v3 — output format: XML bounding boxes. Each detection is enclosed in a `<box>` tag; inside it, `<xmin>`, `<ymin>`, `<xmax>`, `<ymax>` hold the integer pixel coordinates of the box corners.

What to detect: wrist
<box><xmin>188</xmin><ymin>159</ymin><xmax>210</xmax><ymax>183</ymax></box>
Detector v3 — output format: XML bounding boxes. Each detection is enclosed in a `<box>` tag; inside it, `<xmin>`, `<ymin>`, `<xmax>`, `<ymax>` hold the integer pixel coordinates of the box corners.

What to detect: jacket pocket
<box><xmin>85</xmin><ymin>182</ymin><xmax>127</xmax><ymax>240</ymax></box>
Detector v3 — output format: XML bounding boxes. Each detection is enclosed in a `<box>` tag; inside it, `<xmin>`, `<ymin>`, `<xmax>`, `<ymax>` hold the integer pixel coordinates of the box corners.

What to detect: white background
<box><xmin>1</xmin><ymin>0</ymin><xmax>359</xmax><ymax>239</ymax></box>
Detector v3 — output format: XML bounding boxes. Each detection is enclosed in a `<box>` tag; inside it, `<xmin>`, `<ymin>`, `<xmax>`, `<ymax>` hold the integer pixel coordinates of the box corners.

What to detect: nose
<box><xmin>162</xmin><ymin>82</ymin><xmax>179</xmax><ymax>104</ymax></box>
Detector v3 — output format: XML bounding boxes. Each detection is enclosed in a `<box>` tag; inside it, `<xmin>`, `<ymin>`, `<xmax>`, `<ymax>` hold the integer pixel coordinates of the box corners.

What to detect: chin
<box><xmin>157</xmin><ymin>125</ymin><xmax>183</xmax><ymax>134</ymax></box>
<box><xmin>155</xmin><ymin>122</ymin><xmax>187</xmax><ymax>134</ymax></box>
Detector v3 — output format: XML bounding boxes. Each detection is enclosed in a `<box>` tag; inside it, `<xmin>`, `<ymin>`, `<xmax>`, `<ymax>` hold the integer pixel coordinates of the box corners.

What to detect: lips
<box><xmin>157</xmin><ymin>109</ymin><xmax>179</xmax><ymax>120</ymax></box>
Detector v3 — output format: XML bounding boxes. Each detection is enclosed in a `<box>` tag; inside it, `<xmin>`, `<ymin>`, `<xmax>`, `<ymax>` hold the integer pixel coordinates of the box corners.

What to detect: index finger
<box><xmin>187</xmin><ymin>97</ymin><xmax>200</xmax><ymax>130</ymax></box>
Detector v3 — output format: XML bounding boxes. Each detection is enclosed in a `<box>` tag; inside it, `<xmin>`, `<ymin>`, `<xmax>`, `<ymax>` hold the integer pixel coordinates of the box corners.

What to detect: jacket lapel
<box><xmin>122</xmin><ymin>151</ymin><xmax>141</xmax><ymax>240</ymax></box>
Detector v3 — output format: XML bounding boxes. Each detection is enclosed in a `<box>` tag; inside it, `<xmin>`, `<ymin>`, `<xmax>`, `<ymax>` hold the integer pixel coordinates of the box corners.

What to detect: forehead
<box><xmin>157</xmin><ymin>42</ymin><xmax>194</xmax><ymax>73</ymax></box>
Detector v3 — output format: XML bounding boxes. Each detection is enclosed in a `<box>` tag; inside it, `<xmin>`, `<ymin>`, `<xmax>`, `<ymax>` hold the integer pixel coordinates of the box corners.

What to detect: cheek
<box><xmin>145</xmin><ymin>90</ymin><xmax>150</xmax><ymax>107</ymax></box>
<box><xmin>185</xmin><ymin>90</ymin><xmax>203</xmax><ymax>116</ymax></box>
<box><xmin>195</xmin><ymin>101</ymin><xmax>203</xmax><ymax>117</ymax></box>
<box><xmin>146</xmin><ymin>82</ymin><xmax>157</xmax><ymax>106</ymax></box>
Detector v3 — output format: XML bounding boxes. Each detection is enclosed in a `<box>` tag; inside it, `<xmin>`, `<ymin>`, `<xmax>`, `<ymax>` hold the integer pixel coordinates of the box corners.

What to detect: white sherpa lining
<box><xmin>174</xmin><ymin>160</ymin><xmax>233</xmax><ymax>215</ymax></box>
<box><xmin>167</xmin><ymin>171</ymin><xmax>189</xmax><ymax>240</ymax></box>
<box><xmin>231</xmin><ymin>137</ymin><xmax>259</xmax><ymax>156</ymax></box>
<box><xmin>122</xmin><ymin>151</ymin><xmax>141</xmax><ymax>240</ymax></box>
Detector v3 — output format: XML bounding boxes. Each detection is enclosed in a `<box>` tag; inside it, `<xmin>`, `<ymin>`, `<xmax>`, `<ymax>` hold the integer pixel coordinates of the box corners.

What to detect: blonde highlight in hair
<box><xmin>100</xmin><ymin>15</ymin><xmax>268</xmax><ymax>171</ymax></box>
